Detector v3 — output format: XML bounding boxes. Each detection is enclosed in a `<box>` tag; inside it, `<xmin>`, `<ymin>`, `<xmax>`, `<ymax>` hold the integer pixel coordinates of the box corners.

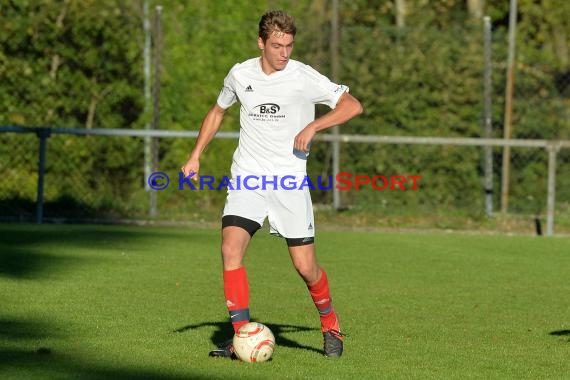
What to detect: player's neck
<box><xmin>259</xmin><ymin>57</ymin><xmax>285</xmax><ymax>76</ymax></box>
<box><xmin>259</xmin><ymin>57</ymin><xmax>274</xmax><ymax>75</ymax></box>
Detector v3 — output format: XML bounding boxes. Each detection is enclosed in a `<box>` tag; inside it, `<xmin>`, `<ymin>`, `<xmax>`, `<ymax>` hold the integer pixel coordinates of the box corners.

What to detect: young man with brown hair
<box><xmin>181</xmin><ymin>9</ymin><xmax>362</xmax><ymax>358</ymax></box>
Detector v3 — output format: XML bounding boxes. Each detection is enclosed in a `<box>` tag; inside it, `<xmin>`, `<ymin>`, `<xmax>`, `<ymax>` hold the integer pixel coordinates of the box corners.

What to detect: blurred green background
<box><xmin>1</xmin><ymin>0</ymin><xmax>569</xmax><ymax>232</ymax></box>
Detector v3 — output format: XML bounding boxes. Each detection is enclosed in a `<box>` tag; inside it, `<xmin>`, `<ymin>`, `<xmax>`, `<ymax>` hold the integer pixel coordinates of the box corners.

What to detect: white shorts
<box><xmin>222</xmin><ymin>176</ymin><xmax>315</xmax><ymax>239</ymax></box>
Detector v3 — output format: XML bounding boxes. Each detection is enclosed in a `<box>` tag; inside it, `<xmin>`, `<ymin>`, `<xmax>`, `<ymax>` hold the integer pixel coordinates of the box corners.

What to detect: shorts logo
<box><xmin>308</xmin><ymin>222</ymin><xmax>313</xmax><ymax>230</ymax></box>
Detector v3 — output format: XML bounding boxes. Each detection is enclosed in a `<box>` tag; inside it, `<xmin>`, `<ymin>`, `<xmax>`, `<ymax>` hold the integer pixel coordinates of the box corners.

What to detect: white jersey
<box><xmin>217</xmin><ymin>57</ymin><xmax>348</xmax><ymax>176</ymax></box>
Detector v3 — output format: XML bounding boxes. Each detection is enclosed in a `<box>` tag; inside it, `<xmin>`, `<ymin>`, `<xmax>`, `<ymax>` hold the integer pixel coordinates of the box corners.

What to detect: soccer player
<box><xmin>181</xmin><ymin>10</ymin><xmax>362</xmax><ymax>358</ymax></box>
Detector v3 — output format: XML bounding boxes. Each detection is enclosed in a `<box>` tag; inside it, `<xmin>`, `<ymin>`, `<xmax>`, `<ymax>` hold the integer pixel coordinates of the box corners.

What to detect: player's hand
<box><xmin>294</xmin><ymin>124</ymin><xmax>316</xmax><ymax>152</ymax></box>
<box><xmin>180</xmin><ymin>157</ymin><xmax>199</xmax><ymax>181</ymax></box>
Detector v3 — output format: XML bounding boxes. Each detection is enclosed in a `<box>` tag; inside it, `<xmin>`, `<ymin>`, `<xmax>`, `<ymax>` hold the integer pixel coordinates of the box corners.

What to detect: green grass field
<box><xmin>1</xmin><ymin>223</ymin><xmax>569</xmax><ymax>379</ymax></box>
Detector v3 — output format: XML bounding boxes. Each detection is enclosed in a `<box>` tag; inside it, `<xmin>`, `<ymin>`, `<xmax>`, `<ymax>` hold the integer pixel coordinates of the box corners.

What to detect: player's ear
<box><xmin>257</xmin><ymin>37</ymin><xmax>264</xmax><ymax>50</ymax></box>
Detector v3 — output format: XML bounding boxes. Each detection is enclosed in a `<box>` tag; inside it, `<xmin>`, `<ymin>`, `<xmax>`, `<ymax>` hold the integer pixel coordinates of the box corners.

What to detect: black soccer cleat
<box><xmin>323</xmin><ymin>330</ymin><xmax>345</xmax><ymax>358</ymax></box>
<box><xmin>208</xmin><ymin>339</ymin><xmax>237</xmax><ymax>359</ymax></box>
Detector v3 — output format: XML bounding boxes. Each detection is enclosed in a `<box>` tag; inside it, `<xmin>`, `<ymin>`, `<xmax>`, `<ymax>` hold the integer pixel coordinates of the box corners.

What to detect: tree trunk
<box><xmin>552</xmin><ymin>26</ymin><xmax>568</xmax><ymax>68</ymax></box>
<box><xmin>395</xmin><ymin>0</ymin><xmax>406</xmax><ymax>27</ymax></box>
<box><xmin>86</xmin><ymin>84</ymin><xmax>112</xmax><ymax>129</ymax></box>
<box><xmin>467</xmin><ymin>0</ymin><xmax>483</xmax><ymax>19</ymax></box>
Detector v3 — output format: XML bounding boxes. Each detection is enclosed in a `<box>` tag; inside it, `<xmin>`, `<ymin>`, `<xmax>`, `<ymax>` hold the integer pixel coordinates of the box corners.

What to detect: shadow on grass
<box><xmin>0</xmin><ymin>223</ymin><xmax>170</xmax><ymax>278</ymax></box>
<box><xmin>0</xmin><ymin>195</ymin><xmax>128</xmax><ymax>221</ymax></box>
<box><xmin>550</xmin><ymin>330</ymin><xmax>570</xmax><ymax>342</ymax></box>
<box><xmin>0</xmin><ymin>349</ymin><xmax>210</xmax><ymax>380</ymax></box>
<box><xmin>0</xmin><ymin>248</ymin><xmax>91</xmax><ymax>279</ymax></box>
<box><xmin>0</xmin><ymin>224</ymin><xmax>136</xmax><ymax>280</ymax></box>
<box><xmin>173</xmin><ymin>321</ymin><xmax>323</xmax><ymax>355</ymax></box>
<box><xmin>0</xmin><ymin>318</ymin><xmax>60</xmax><ymax>341</ymax></box>
<box><xmin>0</xmin><ymin>225</ymin><xmax>225</xmax><ymax>378</ymax></box>
<box><xmin>0</xmin><ymin>317</ymin><xmax>215</xmax><ymax>380</ymax></box>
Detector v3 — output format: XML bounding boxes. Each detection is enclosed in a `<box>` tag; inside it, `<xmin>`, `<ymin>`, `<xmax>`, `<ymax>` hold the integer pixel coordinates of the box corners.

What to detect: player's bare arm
<box><xmin>294</xmin><ymin>92</ymin><xmax>363</xmax><ymax>152</ymax></box>
<box><xmin>181</xmin><ymin>104</ymin><xmax>226</xmax><ymax>179</ymax></box>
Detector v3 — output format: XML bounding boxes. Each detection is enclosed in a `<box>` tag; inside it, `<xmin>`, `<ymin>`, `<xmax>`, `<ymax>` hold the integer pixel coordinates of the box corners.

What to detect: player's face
<box><xmin>258</xmin><ymin>31</ymin><xmax>294</xmax><ymax>75</ymax></box>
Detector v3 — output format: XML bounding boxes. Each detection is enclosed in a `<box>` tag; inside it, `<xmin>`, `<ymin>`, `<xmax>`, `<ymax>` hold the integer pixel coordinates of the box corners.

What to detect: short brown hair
<box><xmin>258</xmin><ymin>10</ymin><xmax>296</xmax><ymax>42</ymax></box>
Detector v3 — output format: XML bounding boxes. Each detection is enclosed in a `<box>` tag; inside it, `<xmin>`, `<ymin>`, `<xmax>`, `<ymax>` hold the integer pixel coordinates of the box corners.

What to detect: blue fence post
<box><xmin>35</xmin><ymin>128</ymin><xmax>51</xmax><ymax>224</ymax></box>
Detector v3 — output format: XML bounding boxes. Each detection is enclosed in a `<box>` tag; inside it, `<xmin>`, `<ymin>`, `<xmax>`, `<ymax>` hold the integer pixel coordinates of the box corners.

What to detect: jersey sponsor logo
<box><xmin>248</xmin><ymin>103</ymin><xmax>285</xmax><ymax>123</ymax></box>
<box><xmin>245</xmin><ymin>85</ymin><xmax>254</xmax><ymax>92</ymax></box>
<box><xmin>252</xmin><ymin>103</ymin><xmax>280</xmax><ymax>114</ymax></box>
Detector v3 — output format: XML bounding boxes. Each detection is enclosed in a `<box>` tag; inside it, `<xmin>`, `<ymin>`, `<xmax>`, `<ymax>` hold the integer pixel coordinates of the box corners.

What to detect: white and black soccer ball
<box><xmin>233</xmin><ymin>322</ymin><xmax>275</xmax><ymax>363</ymax></box>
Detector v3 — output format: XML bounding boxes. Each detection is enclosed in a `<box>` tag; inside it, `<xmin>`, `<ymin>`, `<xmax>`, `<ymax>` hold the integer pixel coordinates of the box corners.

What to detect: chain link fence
<box><xmin>1</xmin><ymin>127</ymin><xmax>569</xmax><ymax>235</ymax></box>
<box><xmin>1</xmin><ymin>14</ymin><xmax>568</xmax><ymax>235</ymax></box>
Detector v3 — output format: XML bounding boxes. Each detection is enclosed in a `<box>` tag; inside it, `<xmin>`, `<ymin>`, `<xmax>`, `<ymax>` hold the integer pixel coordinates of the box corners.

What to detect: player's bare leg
<box><xmin>221</xmin><ymin>226</ymin><xmax>251</xmax><ymax>271</ymax></box>
<box><xmin>210</xmin><ymin>226</ymin><xmax>252</xmax><ymax>359</ymax></box>
<box><xmin>288</xmin><ymin>243</ymin><xmax>319</xmax><ymax>284</ymax></box>
<box><xmin>288</xmin><ymin>243</ymin><xmax>344</xmax><ymax>358</ymax></box>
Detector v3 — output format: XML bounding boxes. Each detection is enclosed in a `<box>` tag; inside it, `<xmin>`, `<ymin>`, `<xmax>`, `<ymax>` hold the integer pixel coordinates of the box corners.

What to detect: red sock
<box><xmin>308</xmin><ymin>269</ymin><xmax>340</xmax><ymax>334</ymax></box>
<box><xmin>223</xmin><ymin>266</ymin><xmax>250</xmax><ymax>333</ymax></box>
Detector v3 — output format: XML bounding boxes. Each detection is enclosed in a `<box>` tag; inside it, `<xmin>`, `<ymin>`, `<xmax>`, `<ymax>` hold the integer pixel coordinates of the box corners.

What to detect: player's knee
<box><xmin>221</xmin><ymin>241</ymin><xmax>246</xmax><ymax>267</ymax></box>
<box><xmin>294</xmin><ymin>262</ymin><xmax>319</xmax><ymax>284</ymax></box>
<box><xmin>221</xmin><ymin>241</ymin><xmax>241</xmax><ymax>259</ymax></box>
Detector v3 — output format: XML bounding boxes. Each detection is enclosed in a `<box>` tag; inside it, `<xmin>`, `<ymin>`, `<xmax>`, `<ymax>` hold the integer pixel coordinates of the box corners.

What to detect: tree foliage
<box><xmin>0</xmin><ymin>0</ymin><xmax>568</xmax><ymax>219</ymax></box>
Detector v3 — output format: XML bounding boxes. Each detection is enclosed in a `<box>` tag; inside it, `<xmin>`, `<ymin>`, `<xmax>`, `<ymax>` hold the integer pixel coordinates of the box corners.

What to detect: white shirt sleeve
<box><xmin>301</xmin><ymin>64</ymin><xmax>349</xmax><ymax>108</ymax></box>
<box><xmin>216</xmin><ymin>65</ymin><xmax>239</xmax><ymax>109</ymax></box>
